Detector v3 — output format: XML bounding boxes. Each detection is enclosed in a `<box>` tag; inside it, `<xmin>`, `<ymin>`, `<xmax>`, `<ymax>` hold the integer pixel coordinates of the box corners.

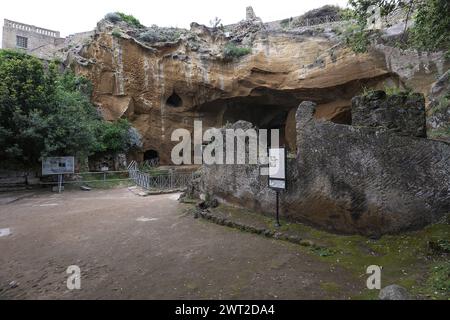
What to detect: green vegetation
<box><xmin>0</xmin><ymin>50</ymin><xmax>140</xmax><ymax>168</ymax></box>
<box><xmin>429</xmin><ymin>127</ymin><xmax>450</xmax><ymax>139</ymax></box>
<box><xmin>280</xmin><ymin>18</ymin><xmax>293</xmax><ymax>29</ymax></box>
<box><xmin>112</xmin><ymin>28</ymin><xmax>122</xmax><ymax>38</ymax></box>
<box><xmin>409</xmin><ymin>0</ymin><xmax>450</xmax><ymax>52</ymax></box>
<box><xmin>205</xmin><ymin>204</ymin><xmax>450</xmax><ymax>300</ymax></box>
<box><xmin>105</xmin><ymin>12</ymin><xmax>144</xmax><ymax>28</ymax></box>
<box><xmin>347</xmin><ymin>0</ymin><xmax>450</xmax><ymax>53</ymax></box>
<box><xmin>429</xmin><ymin>95</ymin><xmax>450</xmax><ymax>115</ymax></box>
<box><xmin>138</xmin><ymin>27</ymin><xmax>183</xmax><ymax>43</ymax></box>
<box><xmin>344</xmin><ymin>25</ymin><xmax>373</xmax><ymax>53</ymax></box>
<box><xmin>223</xmin><ymin>43</ymin><xmax>252</xmax><ymax>60</ymax></box>
<box><xmin>139</xmin><ymin>162</ymin><xmax>169</xmax><ymax>176</ymax></box>
<box><xmin>278</xmin><ymin>219</ymin><xmax>450</xmax><ymax>300</ymax></box>
<box><xmin>75</xmin><ymin>172</ymin><xmax>133</xmax><ymax>189</ymax></box>
<box><xmin>427</xmin><ymin>261</ymin><xmax>450</xmax><ymax>296</ymax></box>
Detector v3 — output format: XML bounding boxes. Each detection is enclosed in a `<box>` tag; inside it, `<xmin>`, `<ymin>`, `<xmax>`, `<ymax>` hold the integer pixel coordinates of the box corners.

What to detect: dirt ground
<box><xmin>0</xmin><ymin>188</ymin><xmax>362</xmax><ymax>300</ymax></box>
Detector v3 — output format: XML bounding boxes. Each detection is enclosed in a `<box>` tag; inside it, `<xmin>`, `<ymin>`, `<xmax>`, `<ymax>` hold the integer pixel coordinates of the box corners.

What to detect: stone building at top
<box><xmin>2</xmin><ymin>19</ymin><xmax>64</xmax><ymax>60</ymax></box>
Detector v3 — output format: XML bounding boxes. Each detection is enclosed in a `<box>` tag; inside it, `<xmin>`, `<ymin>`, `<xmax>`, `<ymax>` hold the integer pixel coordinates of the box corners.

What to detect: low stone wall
<box><xmin>200</xmin><ymin>98</ymin><xmax>450</xmax><ymax>236</ymax></box>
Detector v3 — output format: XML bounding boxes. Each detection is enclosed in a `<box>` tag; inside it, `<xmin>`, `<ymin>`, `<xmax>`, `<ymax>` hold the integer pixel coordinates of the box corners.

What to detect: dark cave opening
<box><xmin>330</xmin><ymin>108</ymin><xmax>352</xmax><ymax>125</ymax></box>
<box><xmin>144</xmin><ymin>150</ymin><xmax>159</xmax><ymax>161</ymax></box>
<box><xmin>196</xmin><ymin>92</ymin><xmax>298</xmax><ymax>150</ymax></box>
<box><xmin>221</xmin><ymin>103</ymin><xmax>291</xmax><ymax>148</ymax></box>
<box><xmin>166</xmin><ymin>92</ymin><xmax>183</xmax><ymax>108</ymax></box>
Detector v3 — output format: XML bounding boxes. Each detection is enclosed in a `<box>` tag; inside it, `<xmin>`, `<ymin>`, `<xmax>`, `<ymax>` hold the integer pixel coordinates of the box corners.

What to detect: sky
<box><xmin>1</xmin><ymin>0</ymin><xmax>348</xmax><ymax>43</ymax></box>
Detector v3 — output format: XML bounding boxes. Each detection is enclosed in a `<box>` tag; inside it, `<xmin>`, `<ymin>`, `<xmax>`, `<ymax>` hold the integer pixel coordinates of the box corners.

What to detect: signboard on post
<box><xmin>268</xmin><ymin>148</ymin><xmax>286</xmax><ymax>191</ymax></box>
<box><xmin>268</xmin><ymin>147</ymin><xmax>287</xmax><ymax>227</ymax></box>
<box><xmin>42</xmin><ymin>157</ymin><xmax>75</xmax><ymax>176</ymax></box>
<box><xmin>42</xmin><ymin>157</ymin><xmax>75</xmax><ymax>193</ymax></box>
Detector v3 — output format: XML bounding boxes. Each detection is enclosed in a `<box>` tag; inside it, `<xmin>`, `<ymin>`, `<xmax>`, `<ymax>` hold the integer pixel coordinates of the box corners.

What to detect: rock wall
<box><xmin>352</xmin><ymin>90</ymin><xmax>426</xmax><ymax>138</ymax></box>
<box><xmin>200</xmin><ymin>99</ymin><xmax>450</xmax><ymax>236</ymax></box>
<box><xmin>69</xmin><ymin>18</ymin><xmax>398</xmax><ymax>164</ymax></box>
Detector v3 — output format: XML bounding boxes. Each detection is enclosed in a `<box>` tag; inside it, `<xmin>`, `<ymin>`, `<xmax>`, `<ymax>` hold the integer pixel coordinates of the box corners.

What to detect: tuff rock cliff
<box><xmin>63</xmin><ymin>10</ymin><xmax>449</xmax><ymax>163</ymax></box>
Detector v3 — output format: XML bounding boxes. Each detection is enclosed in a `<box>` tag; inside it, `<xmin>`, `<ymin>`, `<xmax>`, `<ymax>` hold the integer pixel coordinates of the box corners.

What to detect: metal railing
<box><xmin>19</xmin><ymin>160</ymin><xmax>198</xmax><ymax>192</ymax></box>
<box><xmin>39</xmin><ymin>171</ymin><xmax>132</xmax><ymax>186</ymax></box>
<box><xmin>127</xmin><ymin>160</ymin><xmax>198</xmax><ymax>191</ymax></box>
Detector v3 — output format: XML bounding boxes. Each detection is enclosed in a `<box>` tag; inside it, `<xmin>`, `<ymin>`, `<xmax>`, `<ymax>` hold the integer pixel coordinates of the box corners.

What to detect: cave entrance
<box><xmin>166</xmin><ymin>92</ymin><xmax>183</xmax><ymax>108</ymax></box>
<box><xmin>196</xmin><ymin>92</ymin><xmax>298</xmax><ymax>151</ymax></box>
<box><xmin>144</xmin><ymin>150</ymin><xmax>160</xmax><ymax>166</ymax></box>
<box><xmin>222</xmin><ymin>103</ymin><xmax>290</xmax><ymax>148</ymax></box>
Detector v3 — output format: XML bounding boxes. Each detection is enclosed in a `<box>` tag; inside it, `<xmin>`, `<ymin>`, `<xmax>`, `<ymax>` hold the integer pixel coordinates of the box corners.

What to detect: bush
<box><xmin>138</xmin><ymin>28</ymin><xmax>182</xmax><ymax>43</ymax></box>
<box><xmin>105</xmin><ymin>12</ymin><xmax>121</xmax><ymax>23</ymax></box>
<box><xmin>409</xmin><ymin>0</ymin><xmax>450</xmax><ymax>51</ymax></box>
<box><xmin>112</xmin><ymin>29</ymin><xmax>122</xmax><ymax>38</ymax></box>
<box><xmin>105</xmin><ymin>12</ymin><xmax>144</xmax><ymax>28</ymax></box>
<box><xmin>223</xmin><ymin>43</ymin><xmax>252</xmax><ymax>60</ymax></box>
<box><xmin>343</xmin><ymin>24</ymin><xmax>372</xmax><ymax>53</ymax></box>
<box><xmin>116</xmin><ymin>12</ymin><xmax>144</xmax><ymax>28</ymax></box>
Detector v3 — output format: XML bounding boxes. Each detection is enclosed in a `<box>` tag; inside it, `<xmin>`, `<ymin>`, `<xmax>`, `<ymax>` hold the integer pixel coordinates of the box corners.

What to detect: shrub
<box><xmin>138</xmin><ymin>28</ymin><xmax>182</xmax><ymax>43</ymax></box>
<box><xmin>112</xmin><ymin>29</ymin><xmax>122</xmax><ymax>38</ymax></box>
<box><xmin>345</xmin><ymin>25</ymin><xmax>371</xmax><ymax>53</ymax></box>
<box><xmin>116</xmin><ymin>12</ymin><xmax>144</xmax><ymax>28</ymax></box>
<box><xmin>409</xmin><ymin>0</ymin><xmax>450</xmax><ymax>51</ymax></box>
<box><xmin>105</xmin><ymin>12</ymin><xmax>121</xmax><ymax>23</ymax></box>
<box><xmin>105</xmin><ymin>12</ymin><xmax>144</xmax><ymax>28</ymax></box>
<box><xmin>223</xmin><ymin>43</ymin><xmax>252</xmax><ymax>60</ymax></box>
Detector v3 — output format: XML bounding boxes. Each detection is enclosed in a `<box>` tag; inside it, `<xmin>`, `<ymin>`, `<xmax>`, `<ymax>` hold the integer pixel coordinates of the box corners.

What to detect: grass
<box><xmin>75</xmin><ymin>172</ymin><xmax>133</xmax><ymax>189</ymax></box>
<box><xmin>203</xmin><ymin>204</ymin><xmax>450</xmax><ymax>300</ymax></box>
<box><xmin>223</xmin><ymin>43</ymin><xmax>252</xmax><ymax>60</ymax></box>
<box><xmin>429</xmin><ymin>95</ymin><xmax>449</xmax><ymax>116</ymax></box>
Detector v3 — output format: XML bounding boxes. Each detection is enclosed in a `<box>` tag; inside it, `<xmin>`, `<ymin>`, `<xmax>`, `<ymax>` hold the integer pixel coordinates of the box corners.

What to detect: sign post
<box><xmin>268</xmin><ymin>148</ymin><xmax>287</xmax><ymax>227</ymax></box>
<box><xmin>42</xmin><ymin>157</ymin><xmax>75</xmax><ymax>193</ymax></box>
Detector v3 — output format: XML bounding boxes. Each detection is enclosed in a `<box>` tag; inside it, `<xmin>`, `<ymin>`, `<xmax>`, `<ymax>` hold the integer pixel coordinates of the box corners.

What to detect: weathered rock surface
<box><xmin>200</xmin><ymin>99</ymin><xmax>450</xmax><ymax>236</ymax></box>
<box><xmin>352</xmin><ymin>90</ymin><xmax>426</xmax><ymax>137</ymax></box>
<box><xmin>427</xmin><ymin>70</ymin><xmax>450</xmax><ymax>142</ymax></box>
<box><xmin>379</xmin><ymin>285</ymin><xmax>411</xmax><ymax>300</ymax></box>
<box><xmin>68</xmin><ymin>17</ymin><xmax>402</xmax><ymax>164</ymax></box>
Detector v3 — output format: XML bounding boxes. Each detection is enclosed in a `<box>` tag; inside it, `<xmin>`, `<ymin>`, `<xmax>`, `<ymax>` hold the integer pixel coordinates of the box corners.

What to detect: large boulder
<box><xmin>200</xmin><ymin>99</ymin><xmax>450</xmax><ymax>236</ymax></box>
<box><xmin>379</xmin><ymin>285</ymin><xmax>411</xmax><ymax>300</ymax></box>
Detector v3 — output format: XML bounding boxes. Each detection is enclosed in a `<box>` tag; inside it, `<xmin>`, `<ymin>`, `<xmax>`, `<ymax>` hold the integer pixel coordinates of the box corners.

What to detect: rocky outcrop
<box><xmin>200</xmin><ymin>98</ymin><xmax>450</xmax><ymax>236</ymax></box>
<box><xmin>427</xmin><ymin>70</ymin><xmax>450</xmax><ymax>142</ymax></box>
<box><xmin>379</xmin><ymin>285</ymin><xmax>411</xmax><ymax>300</ymax></box>
<box><xmin>352</xmin><ymin>90</ymin><xmax>426</xmax><ymax>138</ymax></box>
<box><xmin>58</xmin><ymin>8</ymin><xmax>449</xmax><ymax>165</ymax></box>
<box><xmin>67</xmin><ymin>17</ymin><xmax>401</xmax><ymax>164</ymax></box>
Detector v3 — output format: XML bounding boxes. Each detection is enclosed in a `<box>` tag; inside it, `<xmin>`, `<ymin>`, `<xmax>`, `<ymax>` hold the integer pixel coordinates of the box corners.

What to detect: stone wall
<box><xmin>200</xmin><ymin>98</ymin><xmax>450</xmax><ymax>236</ymax></box>
<box><xmin>2</xmin><ymin>19</ymin><xmax>63</xmax><ymax>60</ymax></box>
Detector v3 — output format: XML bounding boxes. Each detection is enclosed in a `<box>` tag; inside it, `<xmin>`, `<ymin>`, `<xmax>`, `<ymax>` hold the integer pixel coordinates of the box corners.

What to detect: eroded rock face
<box><xmin>352</xmin><ymin>90</ymin><xmax>426</xmax><ymax>138</ymax></box>
<box><xmin>69</xmin><ymin>18</ymin><xmax>396</xmax><ymax>164</ymax></box>
<box><xmin>65</xmin><ymin>14</ymin><xmax>449</xmax><ymax>165</ymax></box>
<box><xmin>200</xmin><ymin>99</ymin><xmax>450</xmax><ymax>236</ymax></box>
<box><xmin>427</xmin><ymin>70</ymin><xmax>450</xmax><ymax>142</ymax></box>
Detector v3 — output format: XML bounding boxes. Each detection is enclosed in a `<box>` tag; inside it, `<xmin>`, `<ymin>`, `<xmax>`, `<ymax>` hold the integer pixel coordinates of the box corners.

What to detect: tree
<box><xmin>409</xmin><ymin>0</ymin><xmax>450</xmax><ymax>51</ymax></box>
<box><xmin>347</xmin><ymin>0</ymin><xmax>450</xmax><ymax>53</ymax></box>
<box><xmin>0</xmin><ymin>50</ymin><xmax>139</xmax><ymax>168</ymax></box>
